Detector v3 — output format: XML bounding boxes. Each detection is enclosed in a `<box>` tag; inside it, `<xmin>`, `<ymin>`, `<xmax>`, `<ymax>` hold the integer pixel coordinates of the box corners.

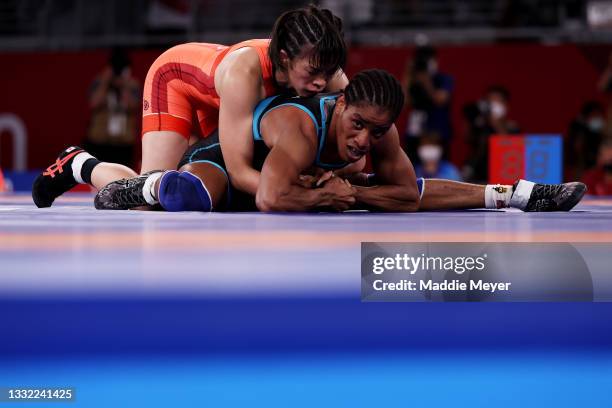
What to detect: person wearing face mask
<box><xmin>581</xmin><ymin>138</ymin><xmax>612</xmax><ymax>196</ymax></box>
<box><xmin>402</xmin><ymin>45</ymin><xmax>454</xmax><ymax>165</ymax></box>
<box><xmin>481</xmin><ymin>86</ymin><xmax>519</xmax><ymax>135</ymax></box>
<box><xmin>462</xmin><ymin>85</ymin><xmax>520</xmax><ymax>182</ymax></box>
<box><xmin>565</xmin><ymin>101</ymin><xmax>606</xmax><ymax>180</ymax></box>
<box><xmin>415</xmin><ymin>133</ymin><xmax>461</xmax><ymax>181</ymax></box>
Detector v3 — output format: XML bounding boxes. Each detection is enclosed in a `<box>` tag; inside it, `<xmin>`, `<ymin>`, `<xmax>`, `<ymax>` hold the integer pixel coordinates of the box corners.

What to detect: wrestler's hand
<box><xmin>315</xmin><ymin>171</ymin><xmax>335</xmax><ymax>187</ymax></box>
<box><xmin>298</xmin><ymin>174</ymin><xmax>317</xmax><ymax>188</ymax></box>
<box><xmin>322</xmin><ymin>176</ymin><xmax>356</xmax><ymax>211</ymax></box>
<box><xmin>297</xmin><ymin>171</ymin><xmax>336</xmax><ymax>188</ymax></box>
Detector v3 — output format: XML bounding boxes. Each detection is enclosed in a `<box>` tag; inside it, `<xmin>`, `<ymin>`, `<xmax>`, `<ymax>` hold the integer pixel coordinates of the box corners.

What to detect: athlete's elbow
<box><xmin>226</xmin><ymin>168</ymin><xmax>248</xmax><ymax>192</ymax></box>
<box><xmin>256</xmin><ymin>187</ymin><xmax>284</xmax><ymax>212</ymax></box>
<box><xmin>256</xmin><ymin>193</ymin><xmax>275</xmax><ymax>212</ymax></box>
<box><xmin>401</xmin><ymin>200</ymin><xmax>420</xmax><ymax>212</ymax></box>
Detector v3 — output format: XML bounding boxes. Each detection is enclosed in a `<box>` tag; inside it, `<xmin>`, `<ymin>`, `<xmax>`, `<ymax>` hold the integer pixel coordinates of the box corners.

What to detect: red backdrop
<box><xmin>0</xmin><ymin>43</ymin><xmax>609</xmax><ymax>169</ymax></box>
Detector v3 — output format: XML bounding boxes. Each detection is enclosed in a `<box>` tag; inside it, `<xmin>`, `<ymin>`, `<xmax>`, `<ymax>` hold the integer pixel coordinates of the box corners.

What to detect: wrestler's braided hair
<box><xmin>344</xmin><ymin>69</ymin><xmax>405</xmax><ymax>122</ymax></box>
<box><xmin>269</xmin><ymin>4</ymin><xmax>346</xmax><ymax>76</ymax></box>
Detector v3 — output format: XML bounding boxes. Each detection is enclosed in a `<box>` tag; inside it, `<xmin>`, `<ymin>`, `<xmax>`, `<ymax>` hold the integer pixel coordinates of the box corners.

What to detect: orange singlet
<box><xmin>142</xmin><ymin>39</ymin><xmax>276</xmax><ymax>139</ymax></box>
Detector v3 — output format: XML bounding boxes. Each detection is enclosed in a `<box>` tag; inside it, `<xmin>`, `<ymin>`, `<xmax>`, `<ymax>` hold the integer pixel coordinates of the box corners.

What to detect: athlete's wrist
<box><xmin>317</xmin><ymin>185</ymin><xmax>334</xmax><ymax>207</ymax></box>
<box><xmin>352</xmin><ymin>185</ymin><xmax>368</xmax><ymax>204</ymax></box>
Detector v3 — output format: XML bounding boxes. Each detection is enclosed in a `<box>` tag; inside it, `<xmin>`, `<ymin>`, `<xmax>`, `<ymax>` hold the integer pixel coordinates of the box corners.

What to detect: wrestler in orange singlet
<box><xmin>139</xmin><ymin>5</ymin><xmax>349</xmax><ymax>196</ymax></box>
<box><xmin>141</xmin><ymin>40</ymin><xmax>277</xmax><ymax>140</ymax></box>
<box><xmin>33</xmin><ymin>5</ymin><xmax>349</xmax><ymax>208</ymax></box>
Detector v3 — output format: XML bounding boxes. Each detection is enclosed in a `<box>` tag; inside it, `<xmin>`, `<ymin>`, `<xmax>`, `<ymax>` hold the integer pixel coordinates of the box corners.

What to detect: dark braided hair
<box><xmin>344</xmin><ymin>69</ymin><xmax>405</xmax><ymax>122</ymax></box>
<box><xmin>269</xmin><ymin>5</ymin><xmax>346</xmax><ymax>76</ymax></box>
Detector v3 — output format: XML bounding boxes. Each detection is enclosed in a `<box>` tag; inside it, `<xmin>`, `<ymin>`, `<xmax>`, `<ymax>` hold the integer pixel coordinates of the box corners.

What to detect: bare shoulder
<box><xmin>261</xmin><ymin>106</ymin><xmax>318</xmax><ymax>149</ymax></box>
<box><xmin>215</xmin><ymin>47</ymin><xmax>265</xmax><ymax>99</ymax></box>
<box><xmin>217</xmin><ymin>47</ymin><xmax>262</xmax><ymax>78</ymax></box>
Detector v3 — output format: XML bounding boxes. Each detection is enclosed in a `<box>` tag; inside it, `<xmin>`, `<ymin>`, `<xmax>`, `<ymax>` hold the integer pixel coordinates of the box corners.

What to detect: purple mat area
<box><xmin>0</xmin><ymin>192</ymin><xmax>611</xmax><ymax>297</ymax></box>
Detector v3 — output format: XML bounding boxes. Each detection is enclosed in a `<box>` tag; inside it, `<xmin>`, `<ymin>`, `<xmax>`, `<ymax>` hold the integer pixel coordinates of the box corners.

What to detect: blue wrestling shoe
<box><xmin>95</xmin><ymin>171</ymin><xmax>163</xmax><ymax>210</ymax></box>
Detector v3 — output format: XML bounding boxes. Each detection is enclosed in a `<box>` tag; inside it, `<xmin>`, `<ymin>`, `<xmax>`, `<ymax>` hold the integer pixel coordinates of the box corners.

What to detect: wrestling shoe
<box><xmin>32</xmin><ymin>146</ymin><xmax>85</xmax><ymax>208</ymax></box>
<box><xmin>94</xmin><ymin>171</ymin><xmax>163</xmax><ymax>210</ymax></box>
<box><xmin>510</xmin><ymin>179</ymin><xmax>587</xmax><ymax>212</ymax></box>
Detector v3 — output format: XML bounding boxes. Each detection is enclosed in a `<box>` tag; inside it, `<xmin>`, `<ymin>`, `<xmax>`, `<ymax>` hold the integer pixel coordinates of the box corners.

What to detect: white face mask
<box><xmin>588</xmin><ymin>117</ymin><xmax>604</xmax><ymax>132</ymax></box>
<box><xmin>418</xmin><ymin>145</ymin><xmax>443</xmax><ymax>162</ymax></box>
<box><xmin>489</xmin><ymin>100</ymin><xmax>507</xmax><ymax>119</ymax></box>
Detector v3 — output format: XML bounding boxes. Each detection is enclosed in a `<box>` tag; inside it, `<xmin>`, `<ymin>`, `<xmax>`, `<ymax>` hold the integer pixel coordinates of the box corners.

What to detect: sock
<box><xmin>484</xmin><ymin>184</ymin><xmax>513</xmax><ymax>209</ymax></box>
<box><xmin>71</xmin><ymin>152</ymin><xmax>99</xmax><ymax>184</ymax></box>
<box><xmin>508</xmin><ymin>179</ymin><xmax>535</xmax><ymax>210</ymax></box>
<box><xmin>143</xmin><ymin>171</ymin><xmax>164</xmax><ymax>206</ymax></box>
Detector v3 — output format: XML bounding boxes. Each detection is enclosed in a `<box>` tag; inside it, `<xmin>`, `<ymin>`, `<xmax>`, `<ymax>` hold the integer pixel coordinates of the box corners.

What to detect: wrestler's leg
<box><xmin>140</xmin><ymin>131</ymin><xmax>188</xmax><ymax>174</ymax></box>
<box><xmin>419</xmin><ymin>179</ymin><xmax>486</xmax><ymax>210</ymax></box>
<box><xmin>94</xmin><ymin>134</ymin><xmax>231</xmax><ymax>212</ymax></box>
<box><xmin>94</xmin><ymin>162</ymin><xmax>229</xmax><ymax>212</ymax></box>
<box><xmin>150</xmin><ymin>162</ymin><xmax>229</xmax><ymax>211</ymax></box>
<box><xmin>32</xmin><ymin>146</ymin><xmax>137</xmax><ymax>208</ymax></box>
<box><xmin>419</xmin><ymin>178</ymin><xmax>586</xmax><ymax>212</ymax></box>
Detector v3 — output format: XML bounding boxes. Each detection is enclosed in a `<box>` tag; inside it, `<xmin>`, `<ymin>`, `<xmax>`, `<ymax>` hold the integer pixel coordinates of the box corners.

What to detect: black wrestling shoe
<box><xmin>94</xmin><ymin>171</ymin><xmax>163</xmax><ymax>210</ymax></box>
<box><xmin>511</xmin><ymin>180</ymin><xmax>587</xmax><ymax>212</ymax></box>
<box><xmin>32</xmin><ymin>146</ymin><xmax>84</xmax><ymax>208</ymax></box>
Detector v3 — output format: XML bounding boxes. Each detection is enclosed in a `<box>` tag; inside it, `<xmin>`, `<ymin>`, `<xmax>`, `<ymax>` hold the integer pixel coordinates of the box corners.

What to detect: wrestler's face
<box><xmin>335</xmin><ymin>98</ymin><xmax>393</xmax><ymax>162</ymax></box>
<box><xmin>282</xmin><ymin>51</ymin><xmax>337</xmax><ymax>97</ymax></box>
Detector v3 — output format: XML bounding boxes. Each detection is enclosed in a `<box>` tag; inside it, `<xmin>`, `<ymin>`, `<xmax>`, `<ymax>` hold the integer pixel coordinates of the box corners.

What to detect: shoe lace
<box><xmin>114</xmin><ymin>181</ymin><xmax>146</xmax><ymax>207</ymax></box>
<box><xmin>530</xmin><ymin>199</ymin><xmax>557</xmax><ymax>211</ymax></box>
<box><xmin>533</xmin><ymin>183</ymin><xmax>563</xmax><ymax>200</ymax></box>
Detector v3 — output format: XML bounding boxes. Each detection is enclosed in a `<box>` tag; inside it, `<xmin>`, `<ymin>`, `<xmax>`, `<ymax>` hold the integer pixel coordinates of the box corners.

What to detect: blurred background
<box><xmin>1</xmin><ymin>0</ymin><xmax>612</xmax><ymax>193</ymax></box>
<box><xmin>1</xmin><ymin>2</ymin><xmax>612</xmax><ymax>406</ymax></box>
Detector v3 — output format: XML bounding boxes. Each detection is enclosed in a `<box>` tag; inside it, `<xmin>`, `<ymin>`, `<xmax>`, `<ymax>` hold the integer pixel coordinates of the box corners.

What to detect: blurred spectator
<box><xmin>321</xmin><ymin>0</ymin><xmax>373</xmax><ymax>25</ymax></box>
<box><xmin>462</xmin><ymin>85</ymin><xmax>520</xmax><ymax>182</ymax></box>
<box><xmin>402</xmin><ymin>45</ymin><xmax>453</xmax><ymax>165</ymax></box>
<box><xmin>598</xmin><ymin>51</ymin><xmax>612</xmax><ymax>137</ymax></box>
<box><xmin>414</xmin><ymin>132</ymin><xmax>461</xmax><ymax>181</ymax></box>
<box><xmin>598</xmin><ymin>52</ymin><xmax>612</xmax><ymax>94</ymax></box>
<box><xmin>582</xmin><ymin>138</ymin><xmax>612</xmax><ymax>195</ymax></box>
<box><xmin>85</xmin><ymin>48</ymin><xmax>140</xmax><ymax>167</ymax></box>
<box><xmin>147</xmin><ymin>0</ymin><xmax>191</xmax><ymax>31</ymax></box>
<box><xmin>565</xmin><ymin>101</ymin><xmax>605</xmax><ymax>180</ymax></box>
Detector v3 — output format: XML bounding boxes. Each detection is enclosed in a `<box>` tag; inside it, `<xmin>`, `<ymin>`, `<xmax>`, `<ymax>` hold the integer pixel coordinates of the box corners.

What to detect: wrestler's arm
<box><xmin>352</xmin><ymin>126</ymin><xmax>420</xmax><ymax>212</ymax></box>
<box><xmin>215</xmin><ymin>48</ymin><xmax>265</xmax><ymax>197</ymax></box>
<box><xmin>217</xmin><ymin>62</ymin><xmax>347</xmax><ymax>198</ymax></box>
<box><xmin>256</xmin><ymin>111</ymin><xmax>355</xmax><ymax>212</ymax></box>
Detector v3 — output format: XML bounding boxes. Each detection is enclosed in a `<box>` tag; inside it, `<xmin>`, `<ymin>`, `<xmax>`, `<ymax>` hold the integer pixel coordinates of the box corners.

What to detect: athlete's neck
<box><xmin>319</xmin><ymin>103</ymin><xmax>343</xmax><ymax>163</ymax></box>
<box><xmin>274</xmin><ymin>69</ymin><xmax>289</xmax><ymax>90</ymax></box>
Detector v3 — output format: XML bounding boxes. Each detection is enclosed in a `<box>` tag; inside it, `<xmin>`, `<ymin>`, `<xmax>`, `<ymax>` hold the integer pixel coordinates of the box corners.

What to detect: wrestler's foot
<box><xmin>95</xmin><ymin>171</ymin><xmax>163</xmax><ymax>210</ymax></box>
<box><xmin>32</xmin><ymin>146</ymin><xmax>85</xmax><ymax>208</ymax></box>
<box><xmin>510</xmin><ymin>179</ymin><xmax>587</xmax><ymax>212</ymax></box>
